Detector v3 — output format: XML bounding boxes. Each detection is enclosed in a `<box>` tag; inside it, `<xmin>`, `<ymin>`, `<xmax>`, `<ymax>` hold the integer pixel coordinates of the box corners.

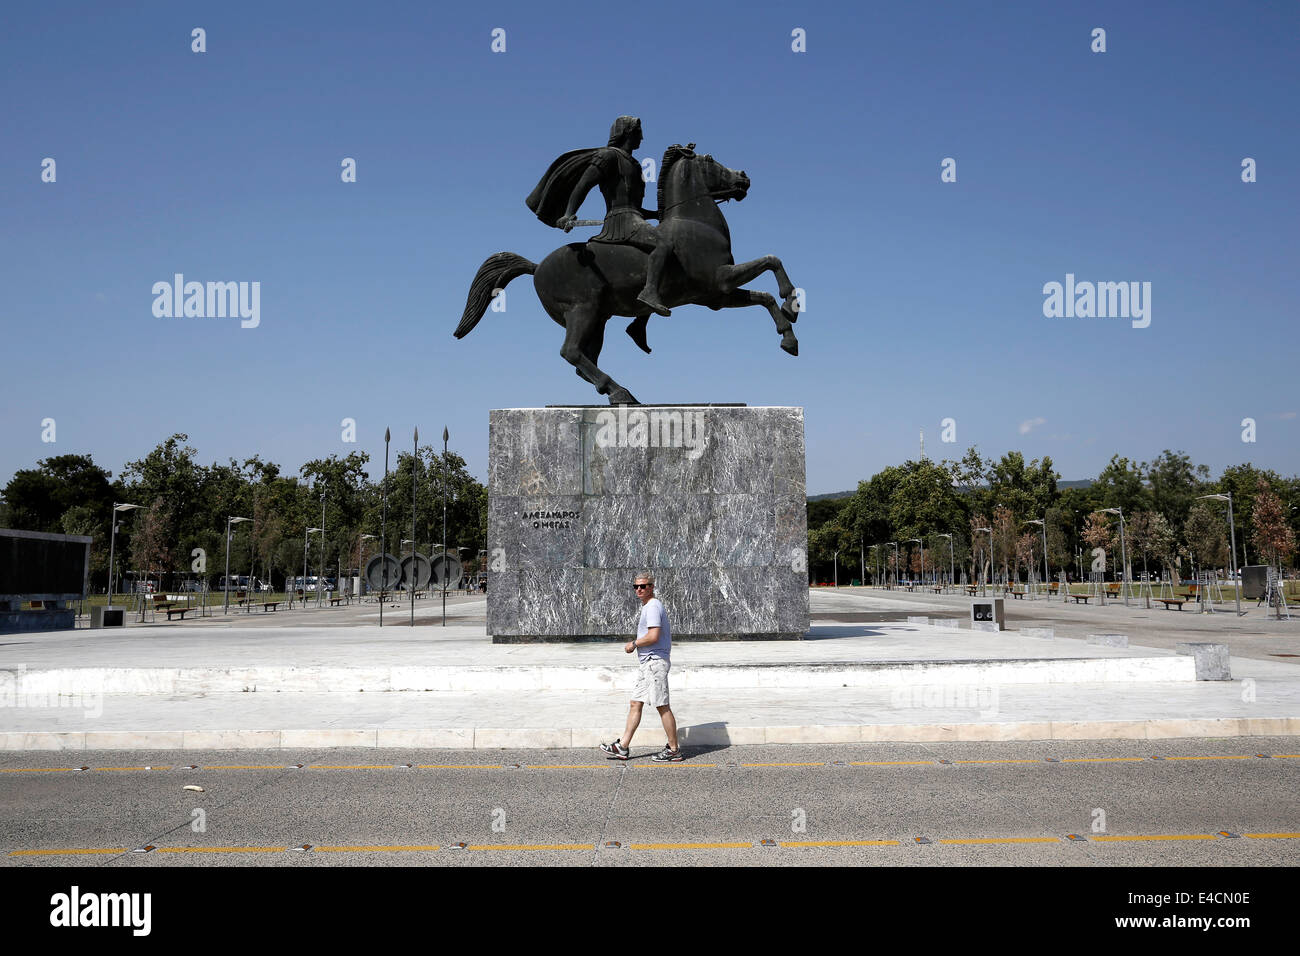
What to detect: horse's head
<box><xmin>659</xmin><ymin>144</ymin><xmax>750</xmax><ymax>212</ymax></box>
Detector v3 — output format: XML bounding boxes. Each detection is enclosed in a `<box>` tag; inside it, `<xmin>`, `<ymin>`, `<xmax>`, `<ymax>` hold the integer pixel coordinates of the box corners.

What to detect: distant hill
<box><xmin>808</xmin><ymin>478</ymin><xmax>1092</xmax><ymax>501</ymax></box>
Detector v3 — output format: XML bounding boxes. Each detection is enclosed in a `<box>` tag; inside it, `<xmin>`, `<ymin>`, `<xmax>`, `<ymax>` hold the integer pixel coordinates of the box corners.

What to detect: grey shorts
<box><xmin>632</xmin><ymin>656</ymin><xmax>671</xmax><ymax>707</ymax></box>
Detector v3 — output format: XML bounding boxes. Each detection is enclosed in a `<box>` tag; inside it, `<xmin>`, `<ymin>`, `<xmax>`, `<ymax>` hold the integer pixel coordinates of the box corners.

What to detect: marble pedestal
<box><xmin>487</xmin><ymin>405</ymin><xmax>809</xmax><ymax>642</ymax></box>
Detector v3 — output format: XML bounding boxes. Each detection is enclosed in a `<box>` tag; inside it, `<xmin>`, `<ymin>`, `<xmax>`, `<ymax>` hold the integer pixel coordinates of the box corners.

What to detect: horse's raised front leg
<box><xmin>714</xmin><ymin>289</ymin><xmax>798</xmax><ymax>356</ymax></box>
<box><xmin>560</xmin><ymin>308</ymin><xmax>639</xmax><ymax>404</ymax></box>
<box><xmin>714</xmin><ymin>255</ymin><xmax>798</xmax><ymax>321</ymax></box>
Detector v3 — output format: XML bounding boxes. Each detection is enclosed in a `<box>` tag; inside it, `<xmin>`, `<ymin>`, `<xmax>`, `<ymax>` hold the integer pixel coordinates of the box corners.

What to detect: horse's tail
<box><xmin>454</xmin><ymin>252</ymin><xmax>537</xmax><ymax>339</ymax></box>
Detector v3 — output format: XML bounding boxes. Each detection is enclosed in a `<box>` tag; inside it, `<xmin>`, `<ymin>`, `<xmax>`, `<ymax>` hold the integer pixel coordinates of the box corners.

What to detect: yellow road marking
<box><xmin>92</xmin><ymin>767</ymin><xmax>170</xmax><ymax>771</ymax></box>
<box><xmin>741</xmin><ymin>762</ymin><xmax>825</xmax><ymax>767</ymax></box>
<box><xmin>203</xmin><ymin>765</ymin><xmax>283</xmax><ymax>770</ymax></box>
<box><xmin>1244</xmin><ymin>833</ymin><xmax>1300</xmax><ymax>839</ymax></box>
<box><xmin>1272</xmin><ymin>755</ymin><xmax>1300</xmax><ymax>759</ymax></box>
<box><xmin>9</xmin><ymin>848</ymin><xmax>125</xmax><ymax>856</ymax></box>
<box><xmin>1163</xmin><ymin>755</ymin><xmax>1254</xmax><ymax>761</ymax></box>
<box><xmin>633</xmin><ymin>763</ymin><xmax>716</xmax><ymax>767</ymax></box>
<box><xmin>1061</xmin><ymin>757</ymin><xmax>1147</xmax><ymax>763</ymax></box>
<box><xmin>781</xmin><ymin>840</ymin><xmax>901</xmax><ymax>847</ymax></box>
<box><xmin>939</xmin><ymin>837</ymin><xmax>1060</xmax><ymax>845</ymax></box>
<box><xmin>629</xmin><ymin>842</ymin><xmax>751</xmax><ymax>850</ymax></box>
<box><xmin>0</xmin><ymin>768</ymin><xmax>81</xmax><ymax>773</ymax></box>
<box><xmin>315</xmin><ymin>845</ymin><xmax>440</xmax><ymax>852</ymax></box>
<box><xmin>467</xmin><ymin>844</ymin><xmax>593</xmax><ymax>851</ymax></box>
<box><xmin>953</xmin><ymin>760</ymin><xmax>1041</xmax><ymax>765</ymax></box>
<box><xmin>155</xmin><ymin>846</ymin><xmax>288</xmax><ymax>853</ymax></box>
<box><xmin>1090</xmin><ymin>834</ymin><xmax>1218</xmax><ymax>842</ymax></box>
<box><xmin>525</xmin><ymin>765</ymin><xmax>609</xmax><ymax>769</ymax></box>
<box><xmin>849</xmin><ymin>761</ymin><xmax>934</xmax><ymax>766</ymax></box>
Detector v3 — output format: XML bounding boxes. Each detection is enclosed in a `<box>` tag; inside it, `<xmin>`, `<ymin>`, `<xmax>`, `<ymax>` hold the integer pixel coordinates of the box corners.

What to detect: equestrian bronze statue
<box><xmin>455</xmin><ymin>116</ymin><xmax>801</xmax><ymax>405</ymax></box>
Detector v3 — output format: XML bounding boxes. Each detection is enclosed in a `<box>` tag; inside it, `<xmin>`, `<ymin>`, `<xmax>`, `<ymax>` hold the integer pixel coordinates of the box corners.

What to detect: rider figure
<box><xmin>527</xmin><ymin>116</ymin><xmax>673</xmax><ymax>322</ymax></box>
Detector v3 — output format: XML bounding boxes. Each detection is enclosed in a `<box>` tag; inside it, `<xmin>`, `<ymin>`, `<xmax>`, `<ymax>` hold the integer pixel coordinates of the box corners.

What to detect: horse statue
<box><xmin>454</xmin><ymin>145</ymin><xmax>801</xmax><ymax>405</ymax></box>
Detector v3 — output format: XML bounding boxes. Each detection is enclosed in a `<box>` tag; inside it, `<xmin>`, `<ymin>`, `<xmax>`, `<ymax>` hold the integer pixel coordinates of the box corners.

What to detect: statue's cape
<box><xmin>525</xmin><ymin>147</ymin><xmax>601</xmax><ymax>227</ymax></box>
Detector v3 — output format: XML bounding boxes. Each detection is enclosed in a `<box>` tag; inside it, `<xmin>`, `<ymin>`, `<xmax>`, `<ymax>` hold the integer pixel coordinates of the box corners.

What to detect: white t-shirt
<box><xmin>636</xmin><ymin>597</ymin><xmax>671</xmax><ymax>663</ymax></box>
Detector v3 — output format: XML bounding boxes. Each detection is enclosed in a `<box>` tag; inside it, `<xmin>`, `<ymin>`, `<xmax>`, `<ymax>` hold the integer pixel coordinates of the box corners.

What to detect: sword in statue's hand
<box><xmin>557</xmin><ymin>213</ymin><xmax>603</xmax><ymax>233</ymax></box>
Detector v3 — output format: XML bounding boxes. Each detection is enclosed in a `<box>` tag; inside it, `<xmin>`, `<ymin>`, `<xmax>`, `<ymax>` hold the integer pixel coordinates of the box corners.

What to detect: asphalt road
<box><xmin>2</xmin><ymin>738</ymin><xmax>1297</xmax><ymax>867</ymax></box>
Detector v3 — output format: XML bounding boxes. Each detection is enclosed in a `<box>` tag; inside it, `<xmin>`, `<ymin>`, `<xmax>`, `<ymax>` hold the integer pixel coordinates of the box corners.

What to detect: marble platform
<box><xmin>486</xmin><ymin>406</ymin><xmax>809</xmax><ymax>641</ymax></box>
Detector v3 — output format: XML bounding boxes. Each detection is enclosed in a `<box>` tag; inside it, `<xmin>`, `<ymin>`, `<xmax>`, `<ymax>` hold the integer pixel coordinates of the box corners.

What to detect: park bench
<box><xmin>261</xmin><ymin>602</ymin><xmax>280</xmax><ymax>612</ymax></box>
<box><xmin>1008</xmin><ymin>589</ymin><xmax>1026</xmax><ymax>599</ymax></box>
<box><xmin>164</xmin><ymin>606</ymin><xmax>192</xmax><ymax>620</ymax></box>
<box><xmin>1048</xmin><ymin>582</ymin><xmax>1060</xmax><ymax>594</ymax></box>
<box><xmin>1070</xmin><ymin>594</ymin><xmax>1091</xmax><ymax>604</ymax></box>
<box><xmin>1155</xmin><ymin>598</ymin><xmax>1186</xmax><ymax>610</ymax></box>
<box><xmin>1104</xmin><ymin>585</ymin><xmax>1121</xmax><ymax>598</ymax></box>
<box><xmin>965</xmin><ymin>585</ymin><xmax>979</xmax><ymax>595</ymax></box>
<box><xmin>931</xmin><ymin>586</ymin><xmax>944</xmax><ymax>594</ymax></box>
<box><xmin>329</xmin><ymin>596</ymin><xmax>346</xmax><ymax>606</ymax></box>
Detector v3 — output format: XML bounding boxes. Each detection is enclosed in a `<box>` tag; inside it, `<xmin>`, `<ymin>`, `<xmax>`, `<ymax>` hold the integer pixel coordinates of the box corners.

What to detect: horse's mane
<box><xmin>656</xmin><ymin>143</ymin><xmax>695</xmax><ymax>214</ymax></box>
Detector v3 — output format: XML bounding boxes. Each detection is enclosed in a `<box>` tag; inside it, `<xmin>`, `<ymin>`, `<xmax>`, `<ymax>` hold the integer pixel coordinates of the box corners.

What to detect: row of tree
<box><xmin>808</xmin><ymin>449</ymin><xmax>1299</xmax><ymax>586</ymax></box>
<box><xmin>0</xmin><ymin>434</ymin><xmax>488</xmax><ymax>593</ymax></box>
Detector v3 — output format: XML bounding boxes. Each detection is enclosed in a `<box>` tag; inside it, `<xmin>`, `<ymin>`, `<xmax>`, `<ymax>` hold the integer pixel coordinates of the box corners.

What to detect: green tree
<box><xmin>1251</xmin><ymin>479</ymin><xmax>1296</xmax><ymax>571</ymax></box>
<box><xmin>2</xmin><ymin>454</ymin><xmax>113</xmax><ymax>533</ymax></box>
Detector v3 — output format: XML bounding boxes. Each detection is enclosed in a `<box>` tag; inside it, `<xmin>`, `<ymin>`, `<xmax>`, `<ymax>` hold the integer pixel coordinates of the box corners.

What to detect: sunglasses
<box><xmin>633</xmin><ymin>583</ymin><xmax>651</xmax><ymax>590</ymax></box>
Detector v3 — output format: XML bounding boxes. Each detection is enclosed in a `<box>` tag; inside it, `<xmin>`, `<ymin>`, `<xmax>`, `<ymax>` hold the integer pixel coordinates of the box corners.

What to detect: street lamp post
<box><xmin>223</xmin><ymin>516</ymin><xmax>251</xmax><ymax>614</ymax></box>
<box><xmin>975</xmin><ymin>527</ymin><xmax>993</xmax><ymax>595</ymax></box>
<box><xmin>905</xmin><ymin>539</ymin><xmax>923</xmax><ymax>589</ymax></box>
<box><xmin>833</xmin><ymin>550</ymin><xmax>839</xmax><ymax>588</ymax></box>
<box><xmin>381</xmin><ymin>427</ymin><xmax>390</xmax><ymax>627</ymax></box>
<box><xmin>1026</xmin><ymin>518</ymin><xmax>1049</xmax><ymax>597</ymax></box>
<box><xmin>411</xmin><ymin>426</ymin><xmax>419</xmax><ymax>628</ymax></box>
<box><xmin>357</xmin><ymin>534</ymin><xmax>377</xmax><ymax>598</ymax></box>
<box><xmin>303</xmin><ymin>527</ymin><xmax>322</xmax><ymax>609</ymax></box>
<box><xmin>1197</xmin><ymin>493</ymin><xmax>1242</xmax><ymax>617</ymax></box>
<box><xmin>107</xmin><ymin>503</ymin><xmax>141</xmax><ymax>608</ymax></box>
<box><xmin>442</xmin><ymin>426</ymin><xmax>449</xmax><ymax>627</ymax></box>
<box><xmin>317</xmin><ymin>487</ymin><xmax>327</xmax><ymax>609</ymax></box>
<box><xmin>1101</xmin><ymin>508</ymin><xmax>1129</xmax><ymax>607</ymax></box>
<box><xmin>887</xmin><ymin>542</ymin><xmax>899</xmax><ymax>590</ymax></box>
<box><xmin>937</xmin><ymin>533</ymin><xmax>954</xmax><ymax>592</ymax></box>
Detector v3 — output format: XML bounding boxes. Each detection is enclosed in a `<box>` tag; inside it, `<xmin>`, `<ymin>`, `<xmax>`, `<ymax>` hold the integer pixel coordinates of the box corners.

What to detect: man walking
<box><xmin>600</xmin><ymin>572</ymin><xmax>681</xmax><ymax>761</ymax></box>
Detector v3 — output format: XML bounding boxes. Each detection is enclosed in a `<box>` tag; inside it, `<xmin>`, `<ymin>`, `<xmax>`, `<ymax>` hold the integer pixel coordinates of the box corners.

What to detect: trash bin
<box><xmin>91</xmin><ymin>605</ymin><xmax>125</xmax><ymax>628</ymax></box>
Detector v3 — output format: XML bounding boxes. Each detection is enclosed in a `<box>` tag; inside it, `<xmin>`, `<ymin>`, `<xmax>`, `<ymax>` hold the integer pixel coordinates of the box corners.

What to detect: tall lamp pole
<box><xmin>381</xmin><ymin>427</ymin><xmax>390</xmax><ymax>627</ymax></box>
<box><xmin>1197</xmin><ymin>493</ymin><xmax>1242</xmax><ymax>617</ymax></box>
<box><xmin>937</xmin><ymin>533</ymin><xmax>954</xmax><ymax>592</ymax></box>
<box><xmin>1101</xmin><ymin>508</ymin><xmax>1129</xmax><ymax>606</ymax></box>
<box><xmin>317</xmin><ymin>485</ymin><xmax>327</xmax><ymax>608</ymax></box>
<box><xmin>108</xmin><ymin>502</ymin><xmax>142</xmax><ymax>608</ymax></box>
<box><xmin>442</xmin><ymin>426</ymin><xmax>449</xmax><ymax>627</ymax></box>
<box><xmin>412</xmin><ymin>426</ymin><xmax>419</xmax><ymax>628</ymax></box>
<box><xmin>1027</xmin><ymin>518</ymin><xmax>1049</xmax><ymax>595</ymax></box>
<box><xmin>905</xmin><ymin>538</ymin><xmax>923</xmax><ymax>588</ymax></box>
<box><xmin>224</xmin><ymin>516</ymin><xmax>251</xmax><ymax>614</ymax></box>
<box><xmin>975</xmin><ymin>527</ymin><xmax>993</xmax><ymax>594</ymax></box>
<box><xmin>358</xmin><ymin>534</ymin><xmax>376</xmax><ymax>598</ymax></box>
<box><xmin>107</xmin><ymin>503</ymin><xmax>141</xmax><ymax>608</ymax></box>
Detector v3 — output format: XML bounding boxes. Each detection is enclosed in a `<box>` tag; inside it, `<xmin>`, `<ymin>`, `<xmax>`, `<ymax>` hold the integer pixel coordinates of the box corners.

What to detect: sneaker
<box><xmin>600</xmin><ymin>739</ymin><xmax>630</xmax><ymax>760</ymax></box>
<box><xmin>652</xmin><ymin>745</ymin><xmax>683</xmax><ymax>762</ymax></box>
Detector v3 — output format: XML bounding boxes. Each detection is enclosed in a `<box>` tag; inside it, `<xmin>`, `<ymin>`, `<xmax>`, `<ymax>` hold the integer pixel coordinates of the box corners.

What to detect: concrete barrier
<box><xmin>1021</xmin><ymin>627</ymin><xmax>1055</xmax><ymax>640</ymax></box>
<box><xmin>1175</xmin><ymin>642</ymin><xmax>1232</xmax><ymax>681</ymax></box>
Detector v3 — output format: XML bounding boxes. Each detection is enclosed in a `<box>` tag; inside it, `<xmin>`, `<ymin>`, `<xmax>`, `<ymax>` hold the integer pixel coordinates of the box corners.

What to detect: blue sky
<box><xmin>2</xmin><ymin>0</ymin><xmax>1297</xmax><ymax>494</ymax></box>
